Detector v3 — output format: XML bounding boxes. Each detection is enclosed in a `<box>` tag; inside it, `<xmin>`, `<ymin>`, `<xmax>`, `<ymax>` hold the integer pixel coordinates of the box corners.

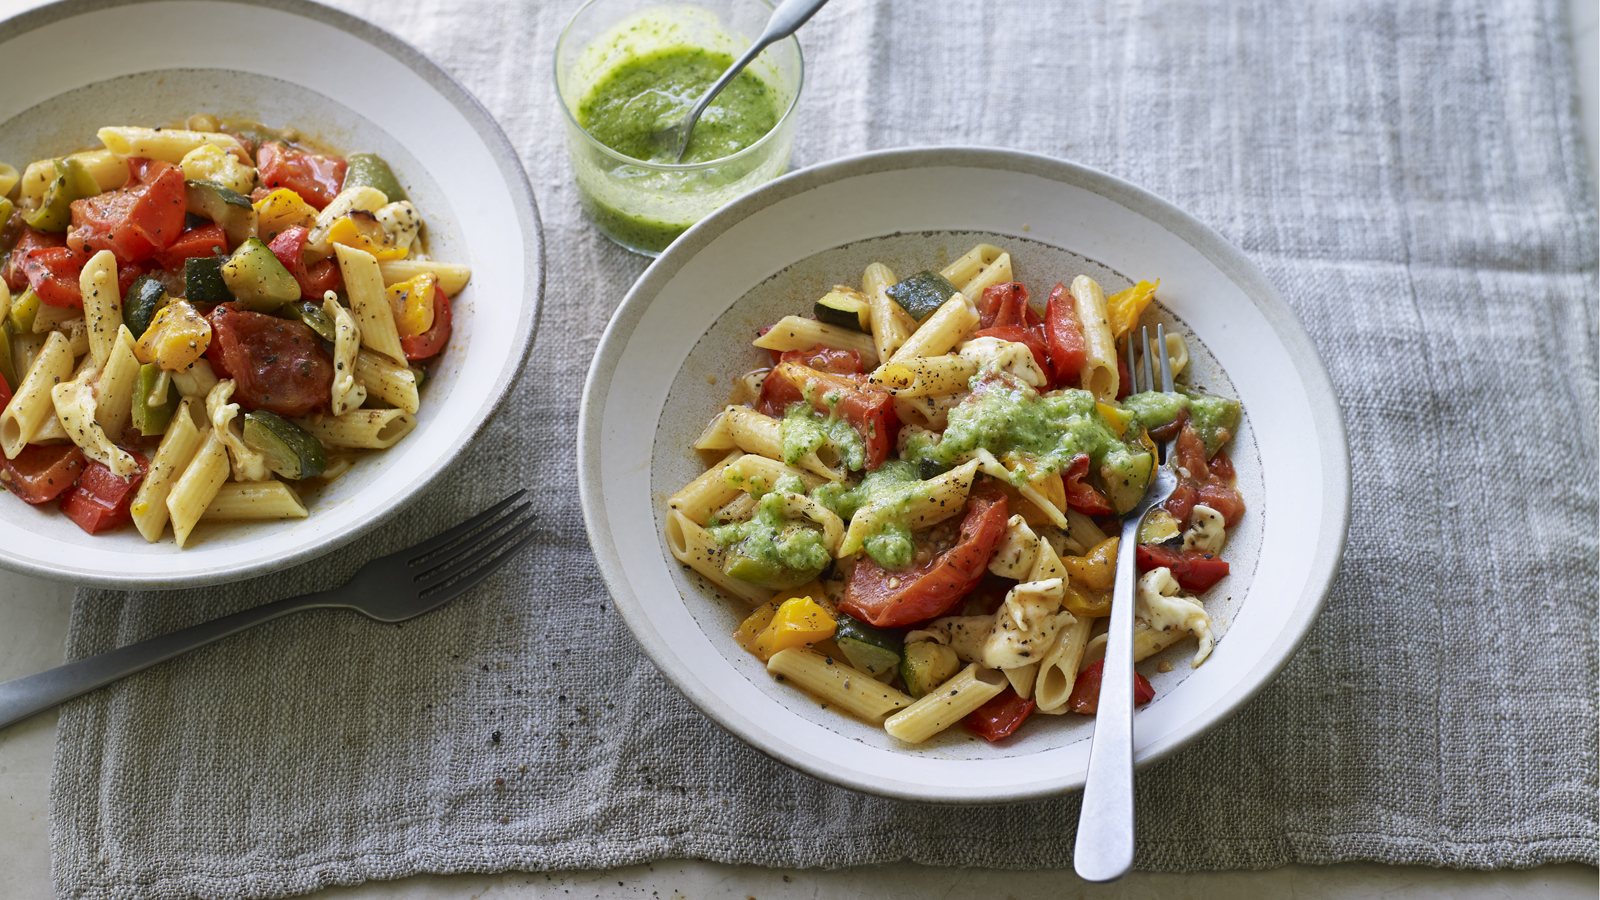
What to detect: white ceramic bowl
<box><xmin>0</xmin><ymin>0</ymin><xmax>542</xmax><ymax>589</ymax></box>
<box><xmin>580</xmin><ymin>147</ymin><xmax>1349</xmax><ymax>803</ymax></box>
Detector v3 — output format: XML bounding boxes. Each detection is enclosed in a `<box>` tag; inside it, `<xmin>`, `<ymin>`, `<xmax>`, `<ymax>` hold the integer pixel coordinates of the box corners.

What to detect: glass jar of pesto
<box><xmin>555</xmin><ymin>0</ymin><xmax>803</xmax><ymax>256</ymax></box>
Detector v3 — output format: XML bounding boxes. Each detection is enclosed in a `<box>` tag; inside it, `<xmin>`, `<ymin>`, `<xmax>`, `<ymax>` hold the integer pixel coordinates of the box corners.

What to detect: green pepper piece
<box><xmin>342</xmin><ymin>153</ymin><xmax>407</xmax><ymax>203</ymax></box>
<box><xmin>130</xmin><ymin>363</ymin><xmax>179</xmax><ymax>437</ymax></box>
<box><xmin>281</xmin><ymin>299</ymin><xmax>336</xmax><ymax>342</ymax></box>
<box><xmin>0</xmin><ymin>319</ymin><xmax>16</xmax><ymax>392</ymax></box>
<box><xmin>24</xmin><ymin>158</ymin><xmax>99</xmax><ymax>232</ymax></box>
<box><xmin>8</xmin><ymin>287</ymin><xmax>39</xmax><ymax>334</ymax></box>
<box><xmin>124</xmin><ymin>275</ymin><xmax>170</xmax><ymax>339</ymax></box>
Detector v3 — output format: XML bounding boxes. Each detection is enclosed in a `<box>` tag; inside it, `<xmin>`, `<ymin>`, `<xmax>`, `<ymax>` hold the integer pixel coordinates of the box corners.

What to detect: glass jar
<box><xmin>554</xmin><ymin>0</ymin><xmax>804</xmax><ymax>256</ymax></box>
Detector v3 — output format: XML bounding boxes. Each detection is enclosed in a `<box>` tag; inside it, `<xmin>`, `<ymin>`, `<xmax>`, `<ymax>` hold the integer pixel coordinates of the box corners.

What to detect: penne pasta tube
<box><xmin>32</xmin><ymin>302</ymin><xmax>79</xmax><ymax>334</ymax></box>
<box><xmin>884</xmin><ymin>664</ymin><xmax>1008</xmax><ymax>743</ymax></box>
<box><xmin>202</xmin><ymin>480</ymin><xmax>308</xmax><ymax>521</ymax></box>
<box><xmin>840</xmin><ymin>458</ymin><xmax>980</xmax><ymax>556</ymax></box>
<box><xmin>723</xmin><ymin>452</ymin><xmax>827</xmax><ymax>494</ymax></box>
<box><xmin>378</xmin><ymin>259</ymin><xmax>472</xmax><ymax>297</ymax></box>
<box><xmin>938</xmin><ymin>244</ymin><xmax>1004</xmax><ymax>294</ymax></box>
<box><xmin>336</xmin><ymin>244</ymin><xmax>406</xmax><ymax>362</ymax></box>
<box><xmin>167</xmin><ymin>430</ymin><xmax>230</xmax><ymax>548</ymax></box>
<box><xmin>667</xmin><ymin>449</ymin><xmax>745</xmax><ymax>525</ymax></box>
<box><xmin>1078</xmin><ymin>620</ymin><xmax>1190</xmax><ymax>671</ymax></box>
<box><xmin>1</xmin><ymin>331</ymin><xmax>72</xmax><ymax>458</ymax></box>
<box><xmin>1005</xmin><ymin>663</ymin><xmax>1039</xmax><ymax>700</ymax></box>
<box><xmin>869</xmin><ymin>354</ymin><xmax>977</xmax><ymax>397</ymax></box>
<box><xmin>20</xmin><ymin>149</ymin><xmax>129</xmax><ymax>205</ymax></box>
<box><xmin>720</xmin><ymin>405</ymin><xmax>841</xmax><ymax>481</ymax></box>
<box><xmin>766</xmin><ymin>648</ymin><xmax>914</xmax><ymax>723</ymax></box>
<box><xmin>1033</xmin><ymin>614</ymin><xmax>1096</xmax><ymax>713</ymax></box>
<box><xmin>354</xmin><ymin>348</ymin><xmax>419</xmax><ymax>414</ymax></box>
<box><xmin>93</xmin><ymin>326</ymin><xmax>140</xmax><ymax>444</ymax></box>
<box><xmin>752</xmin><ymin>316</ymin><xmax>879</xmax><ymax>366</ymax></box>
<box><xmin>710</xmin><ymin>492</ymin><xmax>757</xmax><ymax>524</ymax></box>
<box><xmin>130</xmin><ymin>398</ymin><xmax>206</xmax><ymax>542</ymax></box>
<box><xmin>864</xmin><ymin>262</ymin><xmax>914</xmax><ymax>362</ymax></box>
<box><xmin>1070</xmin><ymin>275</ymin><xmax>1119</xmax><ymax>400</ymax></box>
<box><xmin>79</xmin><ymin>250</ymin><xmax>123</xmax><ymax>370</ymax></box>
<box><xmin>888</xmin><ymin>293</ymin><xmax>978</xmax><ymax>364</ymax></box>
<box><xmin>957</xmin><ymin>251</ymin><xmax>1013</xmax><ymax>301</ymax></box>
<box><xmin>171</xmin><ymin>358</ymin><xmax>219</xmax><ymax>399</ymax></box>
<box><xmin>692</xmin><ymin>409</ymin><xmax>737</xmax><ymax>451</ymax></box>
<box><xmin>97</xmin><ymin>126</ymin><xmax>246</xmax><ymax>164</ymax></box>
<box><xmin>297</xmin><ymin>408</ymin><xmax>416</xmax><ymax>450</ymax></box>
<box><xmin>664</xmin><ymin>509</ymin><xmax>773</xmax><ymax>605</ymax></box>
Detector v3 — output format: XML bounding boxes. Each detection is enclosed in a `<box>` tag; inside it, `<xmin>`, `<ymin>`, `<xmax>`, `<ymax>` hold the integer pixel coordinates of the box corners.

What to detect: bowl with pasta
<box><xmin>0</xmin><ymin>0</ymin><xmax>541</xmax><ymax>588</ymax></box>
<box><xmin>579</xmin><ymin>147</ymin><xmax>1348</xmax><ymax>802</ymax></box>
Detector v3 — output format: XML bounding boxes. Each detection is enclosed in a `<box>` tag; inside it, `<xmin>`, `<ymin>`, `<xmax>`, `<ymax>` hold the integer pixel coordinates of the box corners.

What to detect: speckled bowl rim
<box><xmin>578</xmin><ymin>146</ymin><xmax>1350</xmax><ymax>803</ymax></box>
<box><xmin>0</xmin><ymin>0</ymin><xmax>544</xmax><ymax>590</ymax></box>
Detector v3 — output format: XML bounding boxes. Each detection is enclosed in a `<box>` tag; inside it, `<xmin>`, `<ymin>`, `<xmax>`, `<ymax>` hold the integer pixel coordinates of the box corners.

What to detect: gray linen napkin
<box><xmin>49</xmin><ymin>0</ymin><xmax>1597</xmax><ymax>896</ymax></box>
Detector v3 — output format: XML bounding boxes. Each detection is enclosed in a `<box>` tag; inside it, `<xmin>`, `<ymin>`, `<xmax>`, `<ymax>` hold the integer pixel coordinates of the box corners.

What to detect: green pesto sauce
<box><xmin>1123</xmin><ymin>391</ymin><xmax>1191</xmax><ymax>433</ymax></box>
<box><xmin>1185</xmin><ymin>390</ymin><xmax>1242</xmax><ymax>457</ymax></box>
<box><xmin>577</xmin><ymin>46</ymin><xmax>781</xmax><ymax>165</ymax></box>
<box><xmin>813</xmin><ymin>461</ymin><xmax>926</xmax><ymax>570</ymax></box>
<box><xmin>708</xmin><ymin>474</ymin><xmax>828</xmax><ymax>589</ymax></box>
<box><xmin>781</xmin><ymin>403</ymin><xmax>868</xmax><ymax>472</ymax></box>
<box><xmin>905</xmin><ymin>382</ymin><xmax>1131</xmax><ymax>478</ymax></box>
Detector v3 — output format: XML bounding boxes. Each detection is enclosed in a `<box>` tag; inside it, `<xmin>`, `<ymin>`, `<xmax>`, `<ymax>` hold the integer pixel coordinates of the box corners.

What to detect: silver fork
<box><xmin>1074</xmin><ymin>325</ymin><xmax>1180</xmax><ymax>882</ymax></box>
<box><xmin>0</xmin><ymin>490</ymin><xmax>538</xmax><ymax>731</ymax></box>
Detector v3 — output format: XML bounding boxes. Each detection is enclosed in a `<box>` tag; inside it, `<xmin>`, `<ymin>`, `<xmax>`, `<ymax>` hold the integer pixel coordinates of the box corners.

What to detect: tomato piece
<box><xmin>1195</xmin><ymin>481</ymin><xmax>1246</xmax><ymax>526</ymax></box>
<box><xmin>758</xmin><ymin>361</ymin><xmax>898</xmax><ymax>470</ymax></box>
<box><xmin>1044</xmin><ymin>281</ymin><xmax>1087</xmax><ymax>387</ymax></box>
<box><xmin>58</xmin><ymin>452</ymin><xmax>148</xmax><ymax>534</ymax></box>
<box><xmin>20</xmin><ymin>245</ymin><xmax>91</xmax><ymax>308</ymax></box>
<box><xmin>1135</xmin><ymin>543</ymin><xmax>1231</xmax><ymax>592</ymax></box>
<box><xmin>1209</xmin><ymin>452</ymin><xmax>1236</xmax><ymax>482</ymax></box>
<box><xmin>972</xmin><ymin>325</ymin><xmax>1051</xmax><ymax>375</ymax></box>
<box><xmin>1163</xmin><ymin>481</ymin><xmax>1197</xmax><ymax>525</ymax></box>
<box><xmin>257</xmin><ymin>143</ymin><xmax>347</xmax><ymax>210</ymax></box>
<box><xmin>206</xmin><ymin>303</ymin><xmax>334</xmax><ymax>417</ymax></box>
<box><xmin>965</xmin><ymin>686</ymin><xmax>1036</xmax><ymax>742</ymax></box>
<box><xmin>1067</xmin><ymin>659</ymin><xmax>1155</xmax><ymax>715</ymax></box>
<box><xmin>1</xmin><ymin>444</ymin><xmax>87</xmax><ymax>504</ymax></box>
<box><xmin>1061</xmin><ymin>453</ymin><xmax>1113</xmax><ymax>515</ymax></box>
<box><xmin>977</xmin><ymin>283</ymin><xmax>1040</xmax><ymax>330</ymax></box>
<box><xmin>839</xmin><ymin>480</ymin><xmax>1009</xmax><ymax>627</ymax></box>
<box><xmin>67</xmin><ymin>158</ymin><xmax>186</xmax><ymax>264</ymax></box>
<box><xmin>1115</xmin><ymin>348</ymin><xmax>1132</xmax><ymax>401</ymax></box>
<box><xmin>268</xmin><ymin>225</ymin><xmax>344</xmax><ymax>300</ymax></box>
<box><xmin>777</xmin><ymin>345</ymin><xmax>864</xmax><ymax>376</ymax></box>
<box><xmin>0</xmin><ymin>366</ymin><xmax>9</xmax><ymax>407</ymax></box>
<box><xmin>399</xmin><ymin>287</ymin><xmax>453</xmax><ymax>361</ymax></box>
<box><xmin>153</xmin><ymin>222</ymin><xmax>227</xmax><ymax>270</ymax></box>
<box><xmin>1163</xmin><ymin>421</ymin><xmax>1245</xmax><ymax>527</ymax></box>
<box><xmin>3</xmin><ymin>227</ymin><xmax>64</xmax><ymax>291</ymax></box>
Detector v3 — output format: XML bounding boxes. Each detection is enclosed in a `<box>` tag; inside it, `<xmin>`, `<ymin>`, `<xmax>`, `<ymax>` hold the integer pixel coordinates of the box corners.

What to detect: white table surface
<box><xmin>3</xmin><ymin>1</ymin><xmax>1597</xmax><ymax>896</ymax></box>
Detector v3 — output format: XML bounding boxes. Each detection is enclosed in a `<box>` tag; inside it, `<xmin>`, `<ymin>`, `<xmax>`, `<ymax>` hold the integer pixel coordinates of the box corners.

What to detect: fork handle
<box><xmin>1073</xmin><ymin>512</ymin><xmax>1144</xmax><ymax>881</ymax></box>
<box><xmin>0</xmin><ymin>591</ymin><xmax>330</xmax><ymax>730</ymax></box>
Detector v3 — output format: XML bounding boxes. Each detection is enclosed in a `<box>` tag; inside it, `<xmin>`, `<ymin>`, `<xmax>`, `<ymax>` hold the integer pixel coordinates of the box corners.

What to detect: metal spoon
<box><xmin>656</xmin><ymin>0</ymin><xmax>830</xmax><ymax>163</ymax></box>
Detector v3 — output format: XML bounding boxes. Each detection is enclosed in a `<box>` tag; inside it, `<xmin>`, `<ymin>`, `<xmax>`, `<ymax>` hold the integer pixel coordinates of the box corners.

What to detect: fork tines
<box><xmin>1124</xmin><ymin>324</ymin><xmax>1173</xmax><ymax>395</ymax></box>
<box><xmin>410</xmin><ymin>491</ymin><xmax>539</xmax><ymax>598</ymax></box>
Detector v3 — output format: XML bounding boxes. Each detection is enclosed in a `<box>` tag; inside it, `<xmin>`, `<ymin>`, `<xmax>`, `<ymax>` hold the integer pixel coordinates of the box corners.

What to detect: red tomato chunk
<box><xmin>758</xmin><ymin>361</ymin><xmax>898</xmax><ymax>471</ymax></box>
<box><xmin>268</xmin><ymin>226</ymin><xmax>342</xmax><ymax>299</ymax></box>
<box><xmin>207</xmin><ymin>303</ymin><xmax>334</xmax><ymax>417</ymax></box>
<box><xmin>1044</xmin><ymin>281</ymin><xmax>1087</xmax><ymax>387</ymax></box>
<box><xmin>1</xmin><ymin>444</ymin><xmax>86</xmax><ymax>504</ymax></box>
<box><xmin>153</xmin><ymin>222</ymin><xmax>228</xmax><ymax>270</ymax></box>
<box><xmin>3</xmin><ymin>227</ymin><xmax>64</xmax><ymax>292</ymax></box>
<box><xmin>58</xmin><ymin>451</ymin><xmax>148</xmax><ymax>534</ymax></box>
<box><xmin>1135</xmin><ymin>543</ymin><xmax>1230</xmax><ymax>592</ymax></box>
<box><xmin>965</xmin><ymin>686</ymin><xmax>1036</xmax><ymax>742</ymax></box>
<box><xmin>19</xmin><ymin>245</ymin><xmax>90</xmax><ymax>308</ymax></box>
<box><xmin>1067</xmin><ymin>659</ymin><xmax>1155</xmax><ymax>715</ymax></box>
<box><xmin>257</xmin><ymin>143</ymin><xmax>347</xmax><ymax>210</ymax></box>
<box><xmin>67</xmin><ymin>158</ymin><xmax>186</xmax><ymax>265</ymax></box>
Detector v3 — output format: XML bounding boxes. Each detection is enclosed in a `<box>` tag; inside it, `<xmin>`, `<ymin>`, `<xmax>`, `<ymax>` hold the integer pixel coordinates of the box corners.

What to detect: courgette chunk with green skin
<box><xmin>25</xmin><ymin>158</ymin><xmax>100</xmax><ymax>232</ymax></box>
<box><xmin>835</xmin><ymin>615</ymin><xmax>904</xmax><ymax>677</ymax></box>
<box><xmin>343</xmin><ymin>153</ymin><xmax>408</xmax><ymax>203</ymax></box>
<box><xmin>813</xmin><ymin>288</ymin><xmax>872</xmax><ymax>332</ymax></box>
<box><xmin>124</xmin><ymin>275</ymin><xmax>170</xmax><ymax>339</ymax></box>
<box><xmin>184</xmin><ymin>179</ymin><xmax>256</xmax><ymax>247</ymax></box>
<box><xmin>221</xmin><ymin>237</ymin><xmax>301</xmax><ymax>312</ymax></box>
<box><xmin>242</xmin><ymin>410</ymin><xmax>327</xmax><ymax>479</ymax></box>
<box><xmin>282</xmin><ymin>300</ymin><xmax>337</xmax><ymax>342</ymax></box>
<box><xmin>885</xmin><ymin>270</ymin><xmax>958</xmax><ymax>322</ymax></box>
<box><xmin>900</xmin><ymin>641</ymin><xmax>960</xmax><ymax>699</ymax></box>
<box><xmin>0</xmin><ymin>320</ymin><xmax>16</xmax><ymax>392</ymax></box>
<box><xmin>185</xmin><ymin>256</ymin><xmax>231</xmax><ymax>305</ymax></box>
<box><xmin>130</xmin><ymin>363</ymin><xmax>179</xmax><ymax>437</ymax></box>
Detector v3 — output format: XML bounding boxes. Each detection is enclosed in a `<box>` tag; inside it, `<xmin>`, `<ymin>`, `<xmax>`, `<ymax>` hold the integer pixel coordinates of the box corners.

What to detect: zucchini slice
<box><xmin>185</xmin><ymin>256</ymin><xmax>231</xmax><ymax>306</ymax></box>
<box><xmin>221</xmin><ymin>237</ymin><xmax>301</xmax><ymax>312</ymax></box>
<box><xmin>813</xmin><ymin>287</ymin><xmax>871</xmax><ymax>332</ymax></box>
<box><xmin>123</xmin><ymin>275</ymin><xmax>169</xmax><ymax>339</ymax></box>
<box><xmin>242</xmin><ymin>410</ymin><xmax>327</xmax><ymax>479</ymax></box>
<box><xmin>900</xmin><ymin>641</ymin><xmax>960</xmax><ymax>699</ymax></box>
<box><xmin>185</xmin><ymin>179</ymin><xmax>257</xmax><ymax>247</ymax></box>
<box><xmin>25</xmin><ymin>158</ymin><xmax>99</xmax><ymax>232</ymax></box>
<box><xmin>342</xmin><ymin>153</ymin><xmax>408</xmax><ymax>203</ymax></box>
<box><xmin>885</xmin><ymin>270</ymin><xmax>958</xmax><ymax>322</ymax></box>
<box><xmin>834</xmin><ymin>614</ymin><xmax>903</xmax><ymax>677</ymax></box>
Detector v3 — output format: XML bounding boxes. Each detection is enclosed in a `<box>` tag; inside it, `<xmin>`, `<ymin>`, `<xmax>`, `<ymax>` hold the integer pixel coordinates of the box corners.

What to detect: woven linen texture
<box><xmin>50</xmin><ymin>0</ymin><xmax>1597</xmax><ymax>897</ymax></box>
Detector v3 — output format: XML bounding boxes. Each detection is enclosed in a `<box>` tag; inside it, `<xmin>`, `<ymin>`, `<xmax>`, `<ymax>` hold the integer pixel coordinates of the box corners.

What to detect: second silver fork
<box><xmin>1074</xmin><ymin>325</ymin><xmax>1180</xmax><ymax>882</ymax></box>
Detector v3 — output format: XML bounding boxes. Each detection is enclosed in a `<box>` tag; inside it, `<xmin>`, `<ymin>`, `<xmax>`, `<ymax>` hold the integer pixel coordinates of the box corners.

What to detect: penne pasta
<box><xmin>957</xmin><ymin>250</ymin><xmax>1013</xmax><ymax>300</ymax></box>
<box><xmin>884</xmin><ymin>664</ymin><xmax>1008</xmax><ymax>743</ymax></box>
<box><xmin>297</xmin><ymin>408</ymin><xmax>417</xmax><ymax>450</ymax></box>
<box><xmin>719</xmin><ymin>404</ymin><xmax>841</xmax><ymax>481</ymax></box>
<box><xmin>767</xmin><ymin>648</ymin><xmax>914</xmax><ymax>722</ymax></box>
<box><xmin>1070</xmin><ymin>275</ymin><xmax>1119</xmax><ymax>400</ymax></box>
<box><xmin>839</xmin><ymin>458</ymin><xmax>980</xmax><ymax>556</ymax></box>
<box><xmin>869</xmin><ymin>354</ymin><xmax>976</xmax><ymax>397</ymax></box>
<box><xmin>665</xmin><ymin>509</ymin><xmax>773</xmax><ymax>605</ymax></box>
<box><xmin>722</xmin><ymin>452</ymin><xmax>827</xmax><ymax>495</ymax></box>
<box><xmin>336</xmin><ymin>244</ymin><xmax>406</xmax><ymax>362</ymax></box>
<box><xmin>202</xmin><ymin>481</ymin><xmax>309</xmax><ymax>521</ymax></box>
<box><xmin>667</xmin><ymin>449</ymin><xmax>745</xmax><ymax>524</ymax></box>
<box><xmin>0</xmin><ymin>331</ymin><xmax>73</xmax><ymax>458</ymax></box>
<box><xmin>1033</xmin><ymin>614</ymin><xmax>1096</xmax><ymax>713</ymax></box>
<box><xmin>864</xmin><ymin>262</ymin><xmax>913</xmax><ymax>362</ymax></box>
<box><xmin>79</xmin><ymin>251</ymin><xmax>124</xmax><ymax>370</ymax></box>
<box><xmin>130</xmin><ymin>399</ymin><xmax>206</xmax><ymax>542</ymax></box>
<box><xmin>939</xmin><ymin>244</ymin><xmax>1004</xmax><ymax>294</ymax></box>
<box><xmin>97</xmin><ymin>126</ymin><xmax>246</xmax><ymax>164</ymax></box>
<box><xmin>93</xmin><ymin>326</ymin><xmax>140</xmax><ymax>444</ymax></box>
<box><xmin>20</xmin><ymin>149</ymin><xmax>129</xmax><ymax>206</ymax></box>
<box><xmin>753</xmin><ymin>316</ymin><xmax>879</xmax><ymax>366</ymax></box>
<box><xmin>378</xmin><ymin>258</ymin><xmax>472</xmax><ymax>297</ymax></box>
<box><xmin>888</xmin><ymin>293</ymin><xmax>978</xmax><ymax>364</ymax></box>
<box><xmin>354</xmin><ymin>348</ymin><xmax>419</xmax><ymax>414</ymax></box>
<box><xmin>167</xmin><ymin>430</ymin><xmax>230</xmax><ymax>548</ymax></box>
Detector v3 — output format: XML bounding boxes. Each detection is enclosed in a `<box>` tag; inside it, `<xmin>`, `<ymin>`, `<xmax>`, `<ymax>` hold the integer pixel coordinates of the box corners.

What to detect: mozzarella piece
<box><xmin>375</xmin><ymin>201</ymin><xmax>421</xmax><ymax>252</ymax></box>
<box><xmin>988</xmin><ymin>514</ymin><xmax>1040</xmax><ymax>579</ymax></box>
<box><xmin>324</xmin><ymin>294</ymin><xmax>367</xmax><ymax>416</ymax></box>
<box><xmin>981</xmin><ymin>578</ymin><xmax>1069</xmax><ymax>670</ymax></box>
<box><xmin>906</xmin><ymin>615</ymin><xmax>996</xmax><ymax>664</ymax></box>
<box><xmin>958</xmin><ymin>336</ymin><xmax>1048</xmax><ymax>387</ymax></box>
<box><xmin>1135</xmin><ymin>568</ymin><xmax>1215</xmax><ymax>667</ymax></box>
<box><xmin>206</xmin><ymin>379</ymin><xmax>270</xmax><ymax>483</ymax></box>
<box><xmin>51</xmin><ymin>366</ymin><xmax>139</xmax><ymax>478</ymax></box>
<box><xmin>1182</xmin><ymin>504</ymin><xmax>1227</xmax><ymax>554</ymax></box>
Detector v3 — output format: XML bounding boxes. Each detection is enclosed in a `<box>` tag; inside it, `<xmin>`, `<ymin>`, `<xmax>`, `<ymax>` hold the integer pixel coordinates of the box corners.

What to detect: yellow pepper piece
<box><xmin>1062</xmin><ymin>581</ymin><xmax>1112</xmax><ymax>618</ymax></box>
<box><xmin>133</xmin><ymin>300</ymin><xmax>211</xmax><ymax>371</ymax></box>
<box><xmin>772</xmin><ymin>579</ymin><xmax>834</xmax><ymax>614</ymax></box>
<box><xmin>1061</xmin><ymin>536</ymin><xmax>1118</xmax><ymax>591</ymax></box>
<box><xmin>253</xmin><ymin>188</ymin><xmax>317</xmax><ymax>242</ymax></box>
<box><xmin>326</xmin><ymin>211</ymin><xmax>407</xmax><ymax>260</ymax></box>
<box><xmin>387</xmin><ymin>274</ymin><xmax>437</xmax><ymax>337</ymax></box>
<box><xmin>734</xmin><ymin>599</ymin><xmax>782</xmax><ymax>658</ymax></box>
<box><xmin>752</xmin><ymin>596</ymin><xmax>836</xmax><ymax>661</ymax></box>
<box><xmin>1096</xmin><ymin>401</ymin><xmax>1134</xmax><ymax>437</ymax></box>
<box><xmin>1105</xmin><ymin>279</ymin><xmax>1159</xmax><ymax>341</ymax></box>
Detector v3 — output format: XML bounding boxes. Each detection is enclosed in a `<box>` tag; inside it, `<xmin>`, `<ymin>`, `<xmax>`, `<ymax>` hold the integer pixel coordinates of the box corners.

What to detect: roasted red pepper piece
<box><xmin>57</xmin><ymin>451</ymin><xmax>148</xmax><ymax>534</ymax></box>
<box><xmin>1044</xmin><ymin>281</ymin><xmax>1087</xmax><ymax>387</ymax></box>
<box><xmin>1061</xmin><ymin>453</ymin><xmax>1113</xmax><ymax>516</ymax></box>
<box><xmin>1134</xmin><ymin>543</ymin><xmax>1231</xmax><ymax>592</ymax></box>
<box><xmin>0</xmin><ymin>444</ymin><xmax>85</xmax><ymax>504</ymax></box>
<box><xmin>1067</xmin><ymin>659</ymin><xmax>1155</xmax><ymax>715</ymax></box>
<box><xmin>966</xmin><ymin>686</ymin><xmax>1036</xmax><ymax>742</ymax></box>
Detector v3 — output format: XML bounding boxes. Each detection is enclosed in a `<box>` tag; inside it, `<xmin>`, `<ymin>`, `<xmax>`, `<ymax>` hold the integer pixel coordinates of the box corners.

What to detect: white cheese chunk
<box><xmin>988</xmin><ymin>514</ymin><xmax>1040</xmax><ymax>579</ymax></box>
<box><xmin>1135</xmin><ymin>567</ymin><xmax>1215</xmax><ymax>667</ymax></box>
<box><xmin>1182</xmin><ymin>504</ymin><xmax>1227</xmax><ymax>555</ymax></box>
<box><xmin>906</xmin><ymin>615</ymin><xmax>996</xmax><ymax>664</ymax></box>
<box><xmin>981</xmin><ymin>578</ymin><xmax>1069</xmax><ymax>670</ymax></box>
<box><xmin>958</xmin><ymin>335</ymin><xmax>1048</xmax><ymax>387</ymax></box>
